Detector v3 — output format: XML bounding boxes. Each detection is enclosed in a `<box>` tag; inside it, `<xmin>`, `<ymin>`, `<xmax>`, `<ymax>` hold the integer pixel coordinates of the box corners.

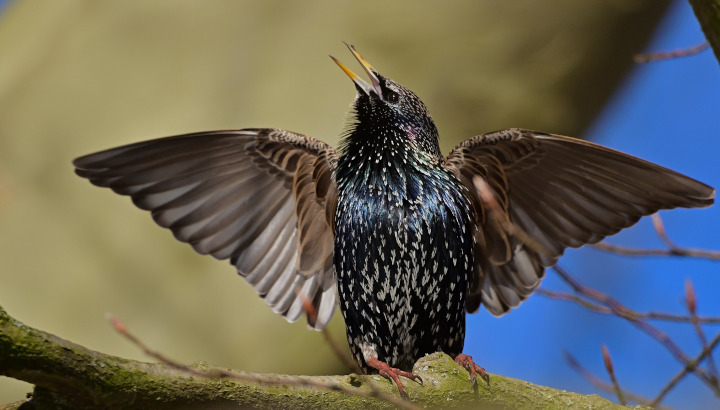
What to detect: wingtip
<box><xmin>686</xmin><ymin>185</ymin><xmax>716</xmax><ymax>208</ymax></box>
<box><xmin>706</xmin><ymin>187</ymin><xmax>717</xmax><ymax>204</ymax></box>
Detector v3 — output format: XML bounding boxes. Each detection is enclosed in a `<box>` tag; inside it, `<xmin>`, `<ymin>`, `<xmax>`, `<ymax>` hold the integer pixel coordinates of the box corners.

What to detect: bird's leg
<box><xmin>366</xmin><ymin>357</ymin><xmax>423</xmax><ymax>398</ymax></box>
<box><xmin>454</xmin><ymin>353</ymin><xmax>490</xmax><ymax>388</ymax></box>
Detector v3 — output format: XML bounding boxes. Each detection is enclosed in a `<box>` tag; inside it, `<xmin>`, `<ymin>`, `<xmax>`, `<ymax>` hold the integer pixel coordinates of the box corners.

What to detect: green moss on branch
<box><xmin>0</xmin><ymin>305</ymin><xmax>636</xmax><ymax>409</ymax></box>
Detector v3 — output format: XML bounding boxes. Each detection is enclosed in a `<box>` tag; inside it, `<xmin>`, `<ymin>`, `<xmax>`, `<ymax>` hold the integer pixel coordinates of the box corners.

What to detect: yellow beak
<box><xmin>331</xmin><ymin>42</ymin><xmax>383</xmax><ymax>98</ymax></box>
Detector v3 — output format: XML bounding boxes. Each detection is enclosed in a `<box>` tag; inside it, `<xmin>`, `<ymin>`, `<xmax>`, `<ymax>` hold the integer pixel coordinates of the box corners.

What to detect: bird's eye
<box><xmin>385</xmin><ymin>89</ymin><xmax>400</xmax><ymax>104</ymax></box>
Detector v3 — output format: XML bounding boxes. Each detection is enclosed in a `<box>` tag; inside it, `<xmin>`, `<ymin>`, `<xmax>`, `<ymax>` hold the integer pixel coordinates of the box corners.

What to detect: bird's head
<box><xmin>332</xmin><ymin>43</ymin><xmax>441</xmax><ymax>158</ymax></box>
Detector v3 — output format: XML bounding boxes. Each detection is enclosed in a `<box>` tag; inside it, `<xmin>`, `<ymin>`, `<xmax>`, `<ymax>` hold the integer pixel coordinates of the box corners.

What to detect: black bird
<box><xmin>73</xmin><ymin>44</ymin><xmax>715</xmax><ymax>396</ymax></box>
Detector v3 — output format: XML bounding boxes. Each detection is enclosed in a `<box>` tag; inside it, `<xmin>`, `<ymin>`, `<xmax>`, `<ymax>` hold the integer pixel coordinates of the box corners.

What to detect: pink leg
<box><xmin>454</xmin><ymin>353</ymin><xmax>490</xmax><ymax>388</ymax></box>
<box><xmin>367</xmin><ymin>357</ymin><xmax>423</xmax><ymax>398</ymax></box>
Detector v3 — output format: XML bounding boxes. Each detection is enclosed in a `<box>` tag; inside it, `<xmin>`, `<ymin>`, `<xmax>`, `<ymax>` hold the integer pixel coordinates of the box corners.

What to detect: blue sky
<box><xmin>464</xmin><ymin>1</ymin><xmax>720</xmax><ymax>407</ymax></box>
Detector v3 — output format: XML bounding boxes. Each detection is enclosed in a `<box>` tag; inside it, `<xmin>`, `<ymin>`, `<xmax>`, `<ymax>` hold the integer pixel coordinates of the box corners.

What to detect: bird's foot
<box><xmin>366</xmin><ymin>357</ymin><xmax>423</xmax><ymax>398</ymax></box>
<box><xmin>455</xmin><ymin>353</ymin><xmax>490</xmax><ymax>388</ymax></box>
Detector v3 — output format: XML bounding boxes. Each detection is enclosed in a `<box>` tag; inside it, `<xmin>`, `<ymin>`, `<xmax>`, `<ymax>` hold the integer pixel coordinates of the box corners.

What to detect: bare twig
<box><xmin>321</xmin><ymin>327</ymin><xmax>361</xmax><ymax>374</ymax></box>
<box><xmin>591</xmin><ymin>242</ymin><xmax>720</xmax><ymax>261</ymax></box>
<box><xmin>551</xmin><ymin>265</ymin><xmax>682</xmax><ymax>359</ymax></box>
<box><xmin>458</xmin><ymin>183</ymin><xmax>720</xmax><ymax>403</ymax></box>
<box><xmin>634</xmin><ymin>41</ymin><xmax>709</xmax><ymax>63</ymax></box>
<box><xmin>686</xmin><ymin>280</ymin><xmax>719</xmax><ymax>381</ymax></box>
<box><xmin>537</xmin><ymin>289</ymin><xmax>720</xmax><ymax>324</ymax></box>
<box><xmin>651</xmin><ymin>214</ymin><xmax>678</xmax><ymax>250</ymax></box>
<box><xmin>601</xmin><ymin>345</ymin><xmax>626</xmax><ymax>405</ymax></box>
<box><xmin>472</xmin><ymin>176</ymin><xmax>553</xmax><ymax>259</ymax></box>
<box><xmin>651</xmin><ymin>330</ymin><xmax>720</xmax><ymax>407</ymax></box>
<box><xmin>563</xmin><ymin>351</ymin><xmax>665</xmax><ymax>409</ymax></box>
<box><xmin>551</xmin><ymin>266</ymin><xmax>720</xmax><ymax>394</ymax></box>
<box><xmin>107</xmin><ymin>313</ymin><xmax>420</xmax><ymax>410</ymax></box>
<box><xmin>591</xmin><ymin>214</ymin><xmax>720</xmax><ymax>261</ymax></box>
<box><xmin>295</xmin><ymin>288</ymin><xmax>361</xmax><ymax>373</ymax></box>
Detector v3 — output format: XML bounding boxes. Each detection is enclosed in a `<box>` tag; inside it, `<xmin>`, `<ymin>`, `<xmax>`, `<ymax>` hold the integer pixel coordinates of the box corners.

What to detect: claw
<box><xmin>367</xmin><ymin>357</ymin><xmax>422</xmax><ymax>398</ymax></box>
<box><xmin>455</xmin><ymin>353</ymin><xmax>490</xmax><ymax>388</ymax></box>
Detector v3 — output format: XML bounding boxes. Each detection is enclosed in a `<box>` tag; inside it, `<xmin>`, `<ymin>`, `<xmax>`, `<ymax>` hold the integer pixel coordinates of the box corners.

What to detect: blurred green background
<box><xmin>0</xmin><ymin>0</ymin><xmax>670</xmax><ymax>403</ymax></box>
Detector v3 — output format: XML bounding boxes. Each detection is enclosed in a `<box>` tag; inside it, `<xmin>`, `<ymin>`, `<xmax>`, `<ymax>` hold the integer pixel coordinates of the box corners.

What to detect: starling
<box><xmin>73</xmin><ymin>43</ymin><xmax>715</xmax><ymax>396</ymax></box>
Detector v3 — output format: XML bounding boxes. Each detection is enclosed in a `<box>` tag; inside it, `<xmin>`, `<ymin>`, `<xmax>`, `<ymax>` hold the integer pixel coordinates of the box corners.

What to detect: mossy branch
<box><xmin>0</xmin><ymin>304</ymin><xmax>635</xmax><ymax>409</ymax></box>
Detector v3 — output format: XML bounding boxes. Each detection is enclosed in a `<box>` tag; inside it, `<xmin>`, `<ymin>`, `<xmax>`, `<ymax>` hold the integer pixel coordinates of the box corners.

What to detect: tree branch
<box><xmin>0</xmin><ymin>304</ymin><xmax>631</xmax><ymax>409</ymax></box>
<box><xmin>689</xmin><ymin>0</ymin><xmax>720</xmax><ymax>63</ymax></box>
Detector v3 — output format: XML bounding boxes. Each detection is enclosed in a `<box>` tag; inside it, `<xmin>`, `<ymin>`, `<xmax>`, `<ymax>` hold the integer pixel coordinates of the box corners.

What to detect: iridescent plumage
<box><xmin>74</xmin><ymin>44</ymin><xmax>715</xmax><ymax>395</ymax></box>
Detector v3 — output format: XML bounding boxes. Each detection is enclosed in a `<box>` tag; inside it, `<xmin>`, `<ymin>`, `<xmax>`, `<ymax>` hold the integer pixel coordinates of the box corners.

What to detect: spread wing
<box><xmin>444</xmin><ymin>128</ymin><xmax>715</xmax><ymax>316</ymax></box>
<box><xmin>74</xmin><ymin>128</ymin><xmax>339</xmax><ymax>330</ymax></box>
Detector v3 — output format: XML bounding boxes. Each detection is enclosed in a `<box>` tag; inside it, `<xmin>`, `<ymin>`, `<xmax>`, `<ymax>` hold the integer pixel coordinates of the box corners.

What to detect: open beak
<box><xmin>331</xmin><ymin>42</ymin><xmax>383</xmax><ymax>98</ymax></box>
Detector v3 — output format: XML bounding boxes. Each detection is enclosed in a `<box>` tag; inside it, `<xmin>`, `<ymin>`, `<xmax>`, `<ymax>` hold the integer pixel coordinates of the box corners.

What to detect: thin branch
<box><xmin>472</xmin><ymin>176</ymin><xmax>553</xmax><ymax>258</ymax></box>
<box><xmin>634</xmin><ymin>41</ymin><xmax>709</xmax><ymax>63</ymax></box>
<box><xmin>601</xmin><ymin>345</ymin><xmax>627</xmax><ymax>405</ymax></box>
<box><xmin>537</xmin><ymin>289</ymin><xmax>720</xmax><ymax>324</ymax></box>
<box><xmin>472</xmin><ymin>179</ymin><xmax>720</xmax><ymax>402</ymax></box>
<box><xmin>296</xmin><ymin>288</ymin><xmax>361</xmax><ymax>373</ymax></box>
<box><xmin>321</xmin><ymin>328</ymin><xmax>362</xmax><ymax>373</ymax></box>
<box><xmin>470</xmin><ymin>184</ymin><xmax>720</xmax><ymax>402</ymax></box>
<box><xmin>551</xmin><ymin>266</ymin><xmax>720</xmax><ymax>395</ymax></box>
<box><xmin>591</xmin><ymin>214</ymin><xmax>720</xmax><ymax>261</ymax></box>
<box><xmin>651</xmin><ymin>214</ymin><xmax>676</xmax><ymax>250</ymax></box>
<box><xmin>591</xmin><ymin>242</ymin><xmax>720</xmax><ymax>261</ymax></box>
<box><xmin>107</xmin><ymin>313</ymin><xmax>420</xmax><ymax>410</ymax></box>
<box><xmin>651</xmin><ymin>330</ymin><xmax>720</xmax><ymax>406</ymax></box>
<box><xmin>686</xmin><ymin>280</ymin><xmax>720</xmax><ymax>381</ymax></box>
<box><xmin>552</xmin><ymin>265</ymin><xmax>684</xmax><ymax>360</ymax></box>
<box><xmin>563</xmin><ymin>351</ymin><xmax>667</xmax><ymax>409</ymax></box>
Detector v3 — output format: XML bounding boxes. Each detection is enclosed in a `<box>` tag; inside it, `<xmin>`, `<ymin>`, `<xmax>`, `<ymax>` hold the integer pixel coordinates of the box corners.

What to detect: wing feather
<box><xmin>74</xmin><ymin>128</ymin><xmax>339</xmax><ymax>330</ymax></box>
<box><xmin>445</xmin><ymin>128</ymin><xmax>715</xmax><ymax>316</ymax></box>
